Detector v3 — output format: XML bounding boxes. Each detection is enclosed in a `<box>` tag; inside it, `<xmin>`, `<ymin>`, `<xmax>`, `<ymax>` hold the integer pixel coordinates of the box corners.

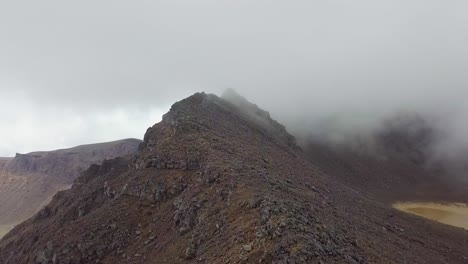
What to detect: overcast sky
<box><xmin>1</xmin><ymin>0</ymin><xmax>467</xmax><ymax>156</ymax></box>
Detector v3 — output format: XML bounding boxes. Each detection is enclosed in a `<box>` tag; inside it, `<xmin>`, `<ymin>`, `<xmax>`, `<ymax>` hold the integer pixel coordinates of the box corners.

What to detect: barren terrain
<box><xmin>0</xmin><ymin>139</ymin><xmax>141</xmax><ymax>236</ymax></box>
<box><xmin>0</xmin><ymin>92</ymin><xmax>466</xmax><ymax>263</ymax></box>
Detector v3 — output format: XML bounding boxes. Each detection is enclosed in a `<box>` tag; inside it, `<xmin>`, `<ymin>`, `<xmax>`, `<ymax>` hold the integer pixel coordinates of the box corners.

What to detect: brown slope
<box><xmin>0</xmin><ymin>158</ymin><xmax>12</xmax><ymax>169</ymax></box>
<box><xmin>0</xmin><ymin>139</ymin><xmax>141</xmax><ymax>228</ymax></box>
<box><xmin>302</xmin><ymin>114</ymin><xmax>468</xmax><ymax>204</ymax></box>
<box><xmin>1</xmin><ymin>93</ymin><xmax>467</xmax><ymax>264</ymax></box>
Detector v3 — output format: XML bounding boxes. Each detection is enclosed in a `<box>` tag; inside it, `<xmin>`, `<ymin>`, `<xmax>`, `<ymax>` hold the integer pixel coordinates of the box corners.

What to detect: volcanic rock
<box><xmin>0</xmin><ymin>92</ymin><xmax>467</xmax><ymax>263</ymax></box>
<box><xmin>0</xmin><ymin>139</ymin><xmax>141</xmax><ymax>229</ymax></box>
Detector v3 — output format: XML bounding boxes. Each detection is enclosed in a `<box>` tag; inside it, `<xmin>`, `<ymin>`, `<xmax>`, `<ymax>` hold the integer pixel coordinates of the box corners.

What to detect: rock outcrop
<box><xmin>0</xmin><ymin>93</ymin><xmax>467</xmax><ymax>263</ymax></box>
<box><xmin>0</xmin><ymin>139</ymin><xmax>141</xmax><ymax>228</ymax></box>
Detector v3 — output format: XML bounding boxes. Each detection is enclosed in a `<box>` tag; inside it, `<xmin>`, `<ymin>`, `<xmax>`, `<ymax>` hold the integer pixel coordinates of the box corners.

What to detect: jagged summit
<box><xmin>1</xmin><ymin>93</ymin><xmax>467</xmax><ymax>264</ymax></box>
<box><xmin>221</xmin><ymin>89</ymin><xmax>296</xmax><ymax>148</ymax></box>
<box><xmin>137</xmin><ymin>92</ymin><xmax>297</xmax><ymax>171</ymax></box>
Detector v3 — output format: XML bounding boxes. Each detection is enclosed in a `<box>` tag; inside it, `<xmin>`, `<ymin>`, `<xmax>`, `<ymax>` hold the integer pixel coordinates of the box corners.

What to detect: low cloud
<box><xmin>0</xmin><ymin>1</ymin><xmax>467</xmax><ymax>159</ymax></box>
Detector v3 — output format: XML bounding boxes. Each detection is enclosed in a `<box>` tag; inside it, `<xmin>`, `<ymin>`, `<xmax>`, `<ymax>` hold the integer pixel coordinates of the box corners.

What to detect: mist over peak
<box><xmin>2</xmin><ymin>2</ymin><xmax>468</xmax><ymax>263</ymax></box>
<box><xmin>0</xmin><ymin>0</ymin><xmax>467</xmax><ymax>168</ymax></box>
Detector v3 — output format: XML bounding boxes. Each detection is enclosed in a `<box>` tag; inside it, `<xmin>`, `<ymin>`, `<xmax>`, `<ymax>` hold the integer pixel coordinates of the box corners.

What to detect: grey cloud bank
<box><xmin>0</xmin><ymin>1</ymin><xmax>467</xmax><ymax>157</ymax></box>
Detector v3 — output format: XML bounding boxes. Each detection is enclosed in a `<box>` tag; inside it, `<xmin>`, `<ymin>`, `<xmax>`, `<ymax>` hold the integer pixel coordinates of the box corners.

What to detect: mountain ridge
<box><xmin>1</xmin><ymin>92</ymin><xmax>467</xmax><ymax>264</ymax></box>
<box><xmin>0</xmin><ymin>138</ymin><xmax>141</xmax><ymax>228</ymax></box>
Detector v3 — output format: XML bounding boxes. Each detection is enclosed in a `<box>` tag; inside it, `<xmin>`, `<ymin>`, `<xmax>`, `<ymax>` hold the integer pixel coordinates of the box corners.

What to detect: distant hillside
<box><xmin>0</xmin><ymin>139</ymin><xmax>141</xmax><ymax>228</ymax></box>
<box><xmin>302</xmin><ymin>113</ymin><xmax>468</xmax><ymax>203</ymax></box>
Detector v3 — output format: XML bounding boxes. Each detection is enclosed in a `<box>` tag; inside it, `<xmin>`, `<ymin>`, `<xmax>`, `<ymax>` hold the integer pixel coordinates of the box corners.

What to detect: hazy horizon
<box><xmin>1</xmin><ymin>0</ymin><xmax>467</xmax><ymax>156</ymax></box>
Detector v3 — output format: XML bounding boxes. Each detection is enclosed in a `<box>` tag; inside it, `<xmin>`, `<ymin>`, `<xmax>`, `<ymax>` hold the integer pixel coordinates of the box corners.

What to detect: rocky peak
<box><xmin>135</xmin><ymin>92</ymin><xmax>299</xmax><ymax>174</ymax></box>
<box><xmin>2</xmin><ymin>93</ymin><xmax>468</xmax><ymax>264</ymax></box>
<box><xmin>221</xmin><ymin>89</ymin><xmax>297</xmax><ymax>148</ymax></box>
<box><xmin>139</xmin><ymin>92</ymin><xmax>297</xmax><ymax>165</ymax></box>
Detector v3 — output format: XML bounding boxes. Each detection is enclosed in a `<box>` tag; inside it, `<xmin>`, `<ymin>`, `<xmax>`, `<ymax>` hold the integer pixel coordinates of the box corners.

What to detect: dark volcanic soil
<box><xmin>302</xmin><ymin>117</ymin><xmax>468</xmax><ymax>204</ymax></box>
<box><xmin>0</xmin><ymin>93</ymin><xmax>467</xmax><ymax>264</ymax></box>
<box><xmin>0</xmin><ymin>139</ymin><xmax>141</xmax><ymax>227</ymax></box>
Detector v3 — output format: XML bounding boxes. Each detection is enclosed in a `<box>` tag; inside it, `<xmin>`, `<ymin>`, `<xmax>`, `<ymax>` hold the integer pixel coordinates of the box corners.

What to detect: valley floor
<box><xmin>0</xmin><ymin>225</ymin><xmax>14</xmax><ymax>239</ymax></box>
<box><xmin>394</xmin><ymin>202</ymin><xmax>468</xmax><ymax>230</ymax></box>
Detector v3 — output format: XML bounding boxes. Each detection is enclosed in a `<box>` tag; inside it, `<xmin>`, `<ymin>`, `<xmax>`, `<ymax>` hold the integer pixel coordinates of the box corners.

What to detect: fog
<box><xmin>1</xmin><ymin>1</ymin><xmax>467</xmax><ymax>157</ymax></box>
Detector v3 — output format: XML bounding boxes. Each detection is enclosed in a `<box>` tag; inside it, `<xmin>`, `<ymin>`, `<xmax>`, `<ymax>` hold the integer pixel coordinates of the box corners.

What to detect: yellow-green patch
<box><xmin>0</xmin><ymin>225</ymin><xmax>14</xmax><ymax>239</ymax></box>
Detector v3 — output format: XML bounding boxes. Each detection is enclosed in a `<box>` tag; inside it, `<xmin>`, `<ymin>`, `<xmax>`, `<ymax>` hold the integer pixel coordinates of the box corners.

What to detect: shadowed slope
<box><xmin>0</xmin><ymin>139</ymin><xmax>141</xmax><ymax>227</ymax></box>
<box><xmin>302</xmin><ymin>114</ymin><xmax>468</xmax><ymax>203</ymax></box>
